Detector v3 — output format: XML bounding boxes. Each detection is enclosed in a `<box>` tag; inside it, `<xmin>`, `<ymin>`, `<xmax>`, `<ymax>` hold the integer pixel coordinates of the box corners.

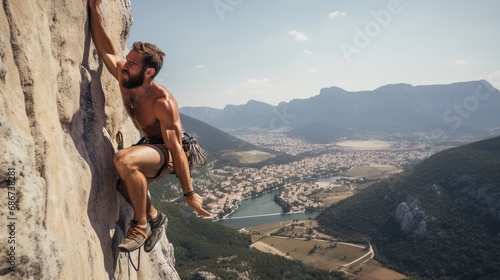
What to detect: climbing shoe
<box><xmin>144</xmin><ymin>211</ymin><xmax>167</xmax><ymax>253</ymax></box>
<box><xmin>118</xmin><ymin>221</ymin><xmax>151</xmax><ymax>252</ymax></box>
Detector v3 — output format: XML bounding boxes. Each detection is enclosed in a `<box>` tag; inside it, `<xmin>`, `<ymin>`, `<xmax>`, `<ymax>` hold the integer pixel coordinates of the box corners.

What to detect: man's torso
<box><xmin>121</xmin><ymin>85</ymin><xmax>174</xmax><ymax>140</ymax></box>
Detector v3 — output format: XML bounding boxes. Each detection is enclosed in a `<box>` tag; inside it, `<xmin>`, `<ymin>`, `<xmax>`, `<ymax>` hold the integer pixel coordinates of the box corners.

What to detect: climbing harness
<box><xmin>116</xmin><ymin>131</ymin><xmax>206</xmax><ymax>168</ymax></box>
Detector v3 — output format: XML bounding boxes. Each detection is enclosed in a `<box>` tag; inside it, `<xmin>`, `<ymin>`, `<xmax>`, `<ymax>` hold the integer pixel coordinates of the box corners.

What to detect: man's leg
<box><xmin>113</xmin><ymin>144</ymin><xmax>167</xmax><ymax>224</ymax></box>
<box><xmin>116</xmin><ymin>178</ymin><xmax>157</xmax><ymax>221</ymax></box>
<box><xmin>113</xmin><ymin>144</ymin><xmax>167</xmax><ymax>251</ymax></box>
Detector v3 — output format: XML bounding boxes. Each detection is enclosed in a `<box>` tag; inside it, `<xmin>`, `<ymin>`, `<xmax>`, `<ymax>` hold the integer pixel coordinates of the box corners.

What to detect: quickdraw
<box><xmin>116</xmin><ymin>131</ymin><xmax>124</xmax><ymax>150</ymax></box>
<box><xmin>182</xmin><ymin>132</ymin><xmax>207</xmax><ymax>168</ymax></box>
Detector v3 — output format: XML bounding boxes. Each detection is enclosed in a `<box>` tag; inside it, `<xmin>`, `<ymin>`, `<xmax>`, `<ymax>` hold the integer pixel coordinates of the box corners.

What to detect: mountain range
<box><xmin>181</xmin><ymin>80</ymin><xmax>500</xmax><ymax>143</ymax></box>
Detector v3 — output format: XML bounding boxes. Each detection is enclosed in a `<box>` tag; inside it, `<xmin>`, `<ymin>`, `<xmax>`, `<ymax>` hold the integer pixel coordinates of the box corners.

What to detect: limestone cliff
<box><xmin>0</xmin><ymin>0</ymin><xmax>179</xmax><ymax>279</ymax></box>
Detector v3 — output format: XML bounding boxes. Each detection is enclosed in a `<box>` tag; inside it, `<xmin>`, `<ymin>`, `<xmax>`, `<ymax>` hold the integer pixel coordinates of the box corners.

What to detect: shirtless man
<box><xmin>89</xmin><ymin>0</ymin><xmax>210</xmax><ymax>253</ymax></box>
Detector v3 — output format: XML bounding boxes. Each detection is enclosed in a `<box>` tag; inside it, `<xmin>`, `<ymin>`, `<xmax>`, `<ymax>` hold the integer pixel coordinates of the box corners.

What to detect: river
<box><xmin>214</xmin><ymin>176</ymin><xmax>342</xmax><ymax>229</ymax></box>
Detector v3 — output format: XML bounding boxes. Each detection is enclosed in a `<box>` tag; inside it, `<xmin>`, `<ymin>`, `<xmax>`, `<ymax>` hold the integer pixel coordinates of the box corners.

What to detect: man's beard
<box><xmin>122</xmin><ymin>68</ymin><xmax>146</xmax><ymax>89</ymax></box>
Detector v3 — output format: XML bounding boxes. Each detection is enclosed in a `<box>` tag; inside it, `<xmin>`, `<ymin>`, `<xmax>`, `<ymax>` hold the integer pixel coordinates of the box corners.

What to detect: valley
<box><xmin>183</xmin><ymin>131</ymin><xmax>476</xmax><ymax>278</ymax></box>
<box><xmin>173</xmin><ymin>98</ymin><xmax>500</xmax><ymax>279</ymax></box>
<box><xmin>183</xmin><ymin>132</ymin><xmax>446</xmax><ymax>278</ymax></box>
<box><xmin>198</xmin><ymin>131</ymin><xmax>448</xmax><ymax>218</ymax></box>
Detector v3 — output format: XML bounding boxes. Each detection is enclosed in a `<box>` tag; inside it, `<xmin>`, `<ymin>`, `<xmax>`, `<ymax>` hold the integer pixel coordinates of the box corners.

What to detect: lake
<box><xmin>214</xmin><ymin>176</ymin><xmax>342</xmax><ymax>229</ymax></box>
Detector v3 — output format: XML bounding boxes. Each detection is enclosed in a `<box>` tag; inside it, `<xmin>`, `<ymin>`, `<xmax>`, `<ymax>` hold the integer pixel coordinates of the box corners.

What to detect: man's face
<box><xmin>122</xmin><ymin>50</ymin><xmax>146</xmax><ymax>89</ymax></box>
<box><xmin>122</xmin><ymin>67</ymin><xmax>146</xmax><ymax>89</ymax></box>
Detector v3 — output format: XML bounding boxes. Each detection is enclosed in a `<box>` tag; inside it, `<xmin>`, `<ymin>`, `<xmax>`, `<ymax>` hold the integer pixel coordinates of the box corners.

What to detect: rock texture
<box><xmin>0</xmin><ymin>1</ymin><xmax>179</xmax><ymax>279</ymax></box>
<box><xmin>395</xmin><ymin>199</ymin><xmax>427</xmax><ymax>236</ymax></box>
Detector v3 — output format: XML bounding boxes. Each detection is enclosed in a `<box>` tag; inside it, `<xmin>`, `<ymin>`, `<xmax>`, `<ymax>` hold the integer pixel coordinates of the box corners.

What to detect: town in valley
<box><xmin>173</xmin><ymin>131</ymin><xmax>460</xmax><ymax>218</ymax></box>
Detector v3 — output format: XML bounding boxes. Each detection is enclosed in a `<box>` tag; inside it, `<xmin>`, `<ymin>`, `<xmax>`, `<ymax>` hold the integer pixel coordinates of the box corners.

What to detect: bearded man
<box><xmin>89</xmin><ymin>0</ymin><xmax>210</xmax><ymax>253</ymax></box>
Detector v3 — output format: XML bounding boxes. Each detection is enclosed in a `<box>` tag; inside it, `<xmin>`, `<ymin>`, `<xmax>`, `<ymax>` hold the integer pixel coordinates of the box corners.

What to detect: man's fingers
<box><xmin>196</xmin><ymin>207</ymin><xmax>211</xmax><ymax>217</ymax></box>
<box><xmin>191</xmin><ymin>202</ymin><xmax>211</xmax><ymax>216</ymax></box>
<box><xmin>186</xmin><ymin>194</ymin><xmax>212</xmax><ymax>217</ymax></box>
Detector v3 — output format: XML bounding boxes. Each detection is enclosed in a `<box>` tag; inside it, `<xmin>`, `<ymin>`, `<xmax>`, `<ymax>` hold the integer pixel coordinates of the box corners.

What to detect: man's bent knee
<box><xmin>113</xmin><ymin>150</ymin><xmax>136</xmax><ymax>175</ymax></box>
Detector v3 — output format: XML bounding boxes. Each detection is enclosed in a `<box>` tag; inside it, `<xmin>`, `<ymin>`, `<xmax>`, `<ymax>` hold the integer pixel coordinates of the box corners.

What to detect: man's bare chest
<box><xmin>124</xmin><ymin>102</ymin><xmax>159</xmax><ymax>131</ymax></box>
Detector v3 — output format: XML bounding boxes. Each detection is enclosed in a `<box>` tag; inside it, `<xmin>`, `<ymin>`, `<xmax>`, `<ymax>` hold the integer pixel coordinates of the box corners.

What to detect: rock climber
<box><xmin>88</xmin><ymin>0</ymin><xmax>211</xmax><ymax>253</ymax></box>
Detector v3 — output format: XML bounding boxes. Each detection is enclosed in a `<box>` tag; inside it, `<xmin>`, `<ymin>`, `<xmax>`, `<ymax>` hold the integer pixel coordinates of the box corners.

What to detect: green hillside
<box><xmin>151</xmin><ymin>197</ymin><xmax>347</xmax><ymax>280</ymax></box>
<box><xmin>180</xmin><ymin>113</ymin><xmax>299</xmax><ymax>168</ymax></box>
<box><xmin>181</xmin><ymin>113</ymin><xmax>252</xmax><ymax>155</ymax></box>
<box><xmin>316</xmin><ymin>136</ymin><xmax>500</xmax><ymax>279</ymax></box>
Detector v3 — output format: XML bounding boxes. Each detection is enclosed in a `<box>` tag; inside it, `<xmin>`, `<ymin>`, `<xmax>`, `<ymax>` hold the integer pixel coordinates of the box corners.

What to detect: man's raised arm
<box><xmin>88</xmin><ymin>0</ymin><xmax>121</xmax><ymax>80</ymax></box>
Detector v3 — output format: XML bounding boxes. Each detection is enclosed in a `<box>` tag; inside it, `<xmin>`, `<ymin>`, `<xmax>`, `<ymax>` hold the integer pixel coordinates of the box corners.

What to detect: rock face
<box><xmin>0</xmin><ymin>1</ymin><xmax>179</xmax><ymax>279</ymax></box>
<box><xmin>395</xmin><ymin>200</ymin><xmax>427</xmax><ymax>236</ymax></box>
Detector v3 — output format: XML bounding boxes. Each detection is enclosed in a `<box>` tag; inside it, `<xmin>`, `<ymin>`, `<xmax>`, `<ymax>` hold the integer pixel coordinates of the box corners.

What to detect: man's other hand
<box><xmin>185</xmin><ymin>193</ymin><xmax>211</xmax><ymax>217</ymax></box>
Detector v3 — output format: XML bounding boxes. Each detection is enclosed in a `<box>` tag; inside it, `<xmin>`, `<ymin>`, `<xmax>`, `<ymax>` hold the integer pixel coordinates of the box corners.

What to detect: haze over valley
<box><xmin>176</xmin><ymin>80</ymin><xmax>500</xmax><ymax>217</ymax></box>
<box><xmin>181</xmin><ymin>80</ymin><xmax>500</xmax><ymax>144</ymax></box>
<box><xmin>150</xmin><ymin>80</ymin><xmax>500</xmax><ymax>279</ymax></box>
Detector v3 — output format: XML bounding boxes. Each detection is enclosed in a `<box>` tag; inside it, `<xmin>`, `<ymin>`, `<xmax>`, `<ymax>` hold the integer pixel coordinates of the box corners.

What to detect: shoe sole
<box><xmin>118</xmin><ymin>245</ymin><xmax>142</xmax><ymax>253</ymax></box>
<box><xmin>118</xmin><ymin>238</ymin><xmax>147</xmax><ymax>253</ymax></box>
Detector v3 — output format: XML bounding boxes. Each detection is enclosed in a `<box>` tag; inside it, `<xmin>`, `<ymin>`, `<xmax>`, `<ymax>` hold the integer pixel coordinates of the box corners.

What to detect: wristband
<box><xmin>183</xmin><ymin>191</ymin><xmax>195</xmax><ymax>197</ymax></box>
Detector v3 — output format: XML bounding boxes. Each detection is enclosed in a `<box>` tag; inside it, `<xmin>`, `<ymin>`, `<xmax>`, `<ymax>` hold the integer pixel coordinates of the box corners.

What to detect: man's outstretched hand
<box><xmin>185</xmin><ymin>193</ymin><xmax>211</xmax><ymax>217</ymax></box>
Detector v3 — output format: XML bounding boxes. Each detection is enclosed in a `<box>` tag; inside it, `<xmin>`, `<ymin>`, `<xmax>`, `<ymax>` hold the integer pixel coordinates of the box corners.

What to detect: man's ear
<box><xmin>145</xmin><ymin>68</ymin><xmax>156</xmax><ymax>77</ymax></box>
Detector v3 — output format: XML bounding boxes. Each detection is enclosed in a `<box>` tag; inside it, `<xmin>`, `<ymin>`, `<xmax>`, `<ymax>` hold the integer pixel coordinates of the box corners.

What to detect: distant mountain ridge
<box><xmin>180</xmin><ymin>80</ymin><xmax>500</xmax><ymax>142</ymax></box>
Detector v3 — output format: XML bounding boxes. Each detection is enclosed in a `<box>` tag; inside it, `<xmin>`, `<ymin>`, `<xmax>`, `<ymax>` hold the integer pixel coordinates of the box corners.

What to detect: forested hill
<box><xmin>316</xmin><ymin>135</ymin><xmax>500</xmax><ymax>279</ymax></box>
<box><xmin>149</xmin><ymin>193</ymin><xmax>347</xmax><ymax>280</ymax></box>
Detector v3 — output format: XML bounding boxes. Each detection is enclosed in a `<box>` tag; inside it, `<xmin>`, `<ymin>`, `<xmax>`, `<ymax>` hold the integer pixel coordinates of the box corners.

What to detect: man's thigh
<box><xmin>117</xmin><ymin>144</ymin><xmax>169</xmax><ymax>179</ymax></box>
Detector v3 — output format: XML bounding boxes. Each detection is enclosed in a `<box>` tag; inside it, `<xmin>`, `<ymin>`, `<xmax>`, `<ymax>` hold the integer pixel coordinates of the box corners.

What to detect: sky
<box><xmin>128</xmin><ymin>0</ymin><xmax>500</xmax><ymax>109</ymax></box>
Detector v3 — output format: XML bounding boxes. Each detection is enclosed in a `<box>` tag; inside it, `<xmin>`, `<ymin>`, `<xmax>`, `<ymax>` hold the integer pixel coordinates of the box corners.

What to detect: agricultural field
<box><xmin>219</xmin><ymin>149</ymin><xmax>276</xmax><ymax>164</ymax></box>
<box><xmin>245</xmin><ymin>220</ymin><xmax>406</xmax><ymax>280</ymax></box>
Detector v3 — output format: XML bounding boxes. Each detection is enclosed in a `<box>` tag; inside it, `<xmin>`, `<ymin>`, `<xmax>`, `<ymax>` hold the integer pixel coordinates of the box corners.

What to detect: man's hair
<box><xmin>132</xmin><ymin>41</ymin><xmax>165</xmax><ymax>79</ymax></box>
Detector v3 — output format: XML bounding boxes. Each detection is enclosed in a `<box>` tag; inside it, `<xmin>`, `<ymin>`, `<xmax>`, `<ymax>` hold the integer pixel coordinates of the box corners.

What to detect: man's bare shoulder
<box><xmin>155</xmin><ymin>86</ymin><xmax>177</xmax><ymax>106</ymax></box>
<box><xmin>152</xmin><ymin>86</ymin><xmax>179</xmax><ymax>118</ymax></box>
<box><xmin>158</xmin><ymin>84</ymin><xmax>173</xmax><ymax>96</ymax></box>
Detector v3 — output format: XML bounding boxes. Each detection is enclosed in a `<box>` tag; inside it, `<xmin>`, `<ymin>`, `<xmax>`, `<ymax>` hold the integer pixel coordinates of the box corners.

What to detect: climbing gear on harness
<box><xmin>182</xmin><ymin>132</ymin><xmax>207</xmax><ymax>168</ymax></box>
<box><xmin>116</xmin><ymin>131</ymin><xmax>124</xmax><ymax>150</ymax></box>
<box><xmin>120</xmin><ymin>132</ymin><xmax>207</xmax><ymax>170</ymax></box>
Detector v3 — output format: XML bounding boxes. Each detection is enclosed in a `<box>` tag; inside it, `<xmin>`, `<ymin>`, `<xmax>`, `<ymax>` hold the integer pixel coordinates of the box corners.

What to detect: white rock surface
<box><xmin>0</xmin><ymin>1</ymin><xmax>179</xmax><ymax>279</ymax></box>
